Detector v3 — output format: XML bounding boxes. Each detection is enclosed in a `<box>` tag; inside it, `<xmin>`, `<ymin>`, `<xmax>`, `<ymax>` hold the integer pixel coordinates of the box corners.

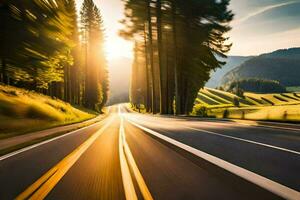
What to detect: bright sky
<box><xmin>76</xmin><ymin>0</ymin><xmax>300</xmax><ymax>59</ymax></box>
<box><xmin>76</xmin><ymin>0</ymin><xmax>133</xmax><ymax>61</ymax></box>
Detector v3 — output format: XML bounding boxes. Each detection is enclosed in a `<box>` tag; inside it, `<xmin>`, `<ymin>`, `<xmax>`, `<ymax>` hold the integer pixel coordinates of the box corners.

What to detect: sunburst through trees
<box><xmin>0</xmin><ymin>0</ymin><xmax>108</xmax><ymax>111</ymax></box>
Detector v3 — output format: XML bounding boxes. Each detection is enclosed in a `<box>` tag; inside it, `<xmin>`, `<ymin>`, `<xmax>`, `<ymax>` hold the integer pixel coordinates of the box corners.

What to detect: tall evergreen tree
<box><xmin>80</xmin><ymin>0</ymin><xmax>108</xmax><ymax>111</ymax></box>
<box><xmin>121</xmin><ymin>0</ymin><xmax>233</xmax><ymax>114</ymax></box>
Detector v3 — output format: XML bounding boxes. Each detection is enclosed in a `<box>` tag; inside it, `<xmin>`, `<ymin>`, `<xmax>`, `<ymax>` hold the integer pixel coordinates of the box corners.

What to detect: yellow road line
<box><xmin>118</xmin><ymin>104</ymin><xmax>153</xmax><ymax>200</ymax></box>
<box><xmin>122</xmin><ymin>128</ymin><xmax>153</xmax><ymax>200</ymax></box>
<box><xmin>119</xmin><ymin>117</ymin><xmax>138</xmax><ymax>200</ymax></box>
<box><xmin>16</xmin><ymin>116</ymin><xmax>115</xmax><ymax>200</ymax></box>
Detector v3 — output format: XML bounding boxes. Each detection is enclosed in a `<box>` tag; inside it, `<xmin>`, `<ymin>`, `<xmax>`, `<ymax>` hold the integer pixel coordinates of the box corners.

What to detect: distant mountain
<box><xmin>205</xmin><ymin>56</ymin><xmax>252</xmax><ymax>88</ymax></box>
<box><xmin>260</xmin><ymin>48</ymin><xmax>300</xmax><ymax>59</ymax></box>
<box><xmin>221</xmin><ymin>47</ymin><xmax>300</xmax><ymax>87</ymax></box>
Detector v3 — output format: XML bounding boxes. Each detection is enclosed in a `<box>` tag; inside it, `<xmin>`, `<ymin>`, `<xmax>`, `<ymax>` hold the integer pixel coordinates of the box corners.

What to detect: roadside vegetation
<box><xmin>0</xmin><ymin>0</ymin><xmax>108</xmax><ymax>139</ymax></box>
<box><xmin>0</xmin><ymin>84</ymin><xmax>95</xmax><ymax>138</ymax></box>
<box><xmin>193</xmin><ymin>87</ymin><xmax>300</xmax><ymax>122</ymax></box>
<box><xmin>0</xmin><ymin>0</ymin><xmax>108</xmax><ymax>112</ymax></box>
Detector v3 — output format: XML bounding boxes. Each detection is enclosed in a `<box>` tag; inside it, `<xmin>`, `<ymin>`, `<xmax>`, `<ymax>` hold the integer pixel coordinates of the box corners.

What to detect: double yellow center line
<box><xmin>119</xmin><ymin>116</ymin><xmax>153</xmax><ymax>200</ymax></box>
<box><xmin>16</xmin><ymin>106</ymin><xmax>153</xmax><ymax>200</ymax></box>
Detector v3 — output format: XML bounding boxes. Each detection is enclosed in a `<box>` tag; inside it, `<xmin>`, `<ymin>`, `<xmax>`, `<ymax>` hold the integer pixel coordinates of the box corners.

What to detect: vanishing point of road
<box><xmin>0</xmin><ymin>104</ymin><xmax>300</xmax><ymax>200</ymax></box>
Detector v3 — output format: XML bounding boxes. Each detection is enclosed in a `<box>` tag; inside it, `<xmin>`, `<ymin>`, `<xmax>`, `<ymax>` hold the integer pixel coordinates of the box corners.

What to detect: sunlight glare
<box><xmin>105</xmin><ymin>37</ymin><xmax>133</xmax><ymax>60</ymax></box>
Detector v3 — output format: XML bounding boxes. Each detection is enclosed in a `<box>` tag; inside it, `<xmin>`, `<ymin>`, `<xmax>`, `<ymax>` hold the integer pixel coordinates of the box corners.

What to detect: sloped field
<box><xmin>0</xmin><ymin>84</ymin><xmax>95</xmax><ymax>137</ymax></box>
<box><xmin>194</xmin><ymin>87</ymin><xmax>300</xmax><ymax>122</ymax></box>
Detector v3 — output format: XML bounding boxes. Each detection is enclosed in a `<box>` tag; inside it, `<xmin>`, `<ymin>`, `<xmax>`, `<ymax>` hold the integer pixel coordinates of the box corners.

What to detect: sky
<box><xmin>229</xmin><ymin>0</ymin><xmax>300</xmax><ymax>56</ymax></box>
<box><xmin>76</xmin><ymin>0</ymin><xmax>133</xmax><ymax>61</ymax></box>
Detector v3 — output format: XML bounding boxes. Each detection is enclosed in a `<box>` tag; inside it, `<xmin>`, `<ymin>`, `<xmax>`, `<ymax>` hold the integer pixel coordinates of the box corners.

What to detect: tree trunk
<box><xmin>1</xmin><ymin>58</ymin><xmax>9</xmax><ymax>84</ymax></box>
<box><xmin>143</xmin><ymin>24</ymin><xmax>152</xmax><ymax>112</ymax></box>
<box><xmin>166</xmin><ymin>36</ymin><xmax>175</xmax><ymax>114</ymax></box>
<box><xmin>147</xmin><ymin>0</ymin><xmax>157</xmax><ymax>114</ymax></box>
<box><xmin>156</xmin><ymin>0</ymin><xmax>166</xmax><ymax>114</ymax></box>
<box><xmin>171</xmin><ymin>1</ymin><xmax>182</xmax><ymax>115</ymax></box>
<box><xmin>64</xmin><ymin>65</ymin><xmax>70</xmax><ymax>102</ymax></box>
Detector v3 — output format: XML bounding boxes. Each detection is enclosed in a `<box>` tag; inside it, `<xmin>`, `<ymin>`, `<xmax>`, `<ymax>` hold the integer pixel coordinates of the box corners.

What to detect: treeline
<box><xmin>121</xmin><ymin>0</ymin><xmax>233</xmax><ymax>114</ymax></box>
<box><xmin>0</xmin><ymin>0</ymin><xmax>108</xmax><ymax>111</ymax></box>
<box><xmin>225</xmin><ymin>78</ymin><xmax>287</xmax><ymax>94</ymax></box>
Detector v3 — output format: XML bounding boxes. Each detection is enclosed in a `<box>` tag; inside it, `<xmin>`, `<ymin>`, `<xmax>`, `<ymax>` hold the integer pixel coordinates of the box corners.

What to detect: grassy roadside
<box><xmin>0</xmin><ymin>84</ymin><xmax>97</xmax><ymax>139</ymax></box>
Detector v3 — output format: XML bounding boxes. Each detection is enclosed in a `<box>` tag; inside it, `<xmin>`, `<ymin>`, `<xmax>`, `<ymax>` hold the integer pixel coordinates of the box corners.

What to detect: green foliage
<box><xmin>225</xmin><ymin>78</ymin><xmax>287</xmax><ymax>94</ymax></box>
<box><xmin>192</xmin><ymin>105</ymin><xmax>208</xmax><ymax>117</ymax></box>
<box><xmin>233</xmin><ymin>97</ymin><xmax>240</xmax><ymax>107</ymax></box>
<box><xmin>0</xmin><ymin>0</ymin><xmax>76</xmax><ymax>88</ymax></box>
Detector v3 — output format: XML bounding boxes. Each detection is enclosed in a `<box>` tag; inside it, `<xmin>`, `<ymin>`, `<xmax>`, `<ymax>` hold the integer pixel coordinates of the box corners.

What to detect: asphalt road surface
<box><xmin>0</xmin><ymin>104</ymin><xmax>299</xmax><ymax>200</ymax></box>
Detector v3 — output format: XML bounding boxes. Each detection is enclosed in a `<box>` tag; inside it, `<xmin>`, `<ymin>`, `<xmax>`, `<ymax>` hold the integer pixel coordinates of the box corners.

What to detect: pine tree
<box><xmin>80</xmin><ymin>0</ymin><xmax>108</xmax><ymax>111</ymax></box>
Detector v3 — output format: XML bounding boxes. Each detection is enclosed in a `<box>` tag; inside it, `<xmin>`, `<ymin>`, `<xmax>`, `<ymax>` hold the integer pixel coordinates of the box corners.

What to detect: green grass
<box><xmin>193</xmin><ymin>87</ymin><xmax>300</xmax><ymax>122</ymax></box>
<box><xmin>0</xmin><ymin>84</ymin><xmax>96</xmax><ymax>138</ymax></box>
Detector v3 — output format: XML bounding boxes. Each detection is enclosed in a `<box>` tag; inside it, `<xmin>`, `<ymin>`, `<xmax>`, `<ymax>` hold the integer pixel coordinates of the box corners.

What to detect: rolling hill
<box><xmin>194</xmin><ymin>87</ymin><xmax>300</xmax><ymax>122</ymax></box>
<box><xmin>221</xmin><ymin>48</ymin><xmax>300</xmax><ymax>87</ymax></box>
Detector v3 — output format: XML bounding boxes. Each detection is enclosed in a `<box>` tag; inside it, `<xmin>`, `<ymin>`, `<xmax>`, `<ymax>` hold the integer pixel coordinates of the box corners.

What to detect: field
<box><xmin>0</xmin><ymin>84</ymin><xmax>95</xmax><ymax>138</ymax></box>
<box><xmin>193</xmin><ymin>87</ymin><xmax>300</xmax><ymax>122</ymax></box>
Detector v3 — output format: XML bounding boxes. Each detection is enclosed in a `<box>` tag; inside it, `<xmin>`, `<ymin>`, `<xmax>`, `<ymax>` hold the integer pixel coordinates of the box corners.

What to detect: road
<box><xmin>0</xmin><ymin>104</ymin><xmax>299</xmax><ymax>199</ymax></box>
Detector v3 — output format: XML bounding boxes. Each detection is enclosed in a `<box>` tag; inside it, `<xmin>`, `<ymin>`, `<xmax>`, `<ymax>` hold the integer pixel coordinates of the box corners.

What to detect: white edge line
<box><xmin>126</xmin><ymin>118</ymin><xmax>300</xmax><ymax>200</ymax></box>
<box><xmin>145</xmin><ymin>115</ymin><xmax>300</xmax><ymax>132</ymax></box>
<box><xmin>185</xmin><ymin>127</ymin><xmax>300</xmax><ymax>156</ymax></box>
<box><xmin>127</xmin><ymin>115</ymin><xmax>300</xmax><ymax>156</ymax></box>
<box><xmin>0</xmin><ymin>117</ymin><xmax>110</xmax><ymax>161</ymax></box>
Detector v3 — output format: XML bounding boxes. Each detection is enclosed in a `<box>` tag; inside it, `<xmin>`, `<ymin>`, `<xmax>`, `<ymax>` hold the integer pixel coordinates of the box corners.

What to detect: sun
<box><xmin>105</xmin><ymin>37</ymin><xmax>133</xmax><ymax>60</ymax></box>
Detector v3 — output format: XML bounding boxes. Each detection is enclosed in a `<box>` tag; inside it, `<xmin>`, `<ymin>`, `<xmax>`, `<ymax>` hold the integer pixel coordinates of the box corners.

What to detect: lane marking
<box><xmin>183</xmin><ymin>118</ymin><xmax>300</xmax><ymax>132</ymax></box>
<box><xmin>131</xmin><ymin>114</ymin><xmax>300</xmax><ymax>132</ymax></box>
<box><xmin>119</xmin><ymin>105</ymin><xmax>153</xmax><ymax>200</ymax></box>
<box><xmin>119</xmin><ymin>117</ymin><xmax>138</xmax><ymax>200</ymax></box>
<box><xmin>16</xmin><ymin>116</ymin><xmax>115</xmax><ymax>200</ymax></box>
<box><xmin>184</xmin><ymin>126</ymin><xmax>300</xmax><ymax>156</ymax></box>
<box><xmin>0</xmin><ymin>117</ymin><xmax>110</xmax><ymax>162</ymax></box>
<box><xmin>127</xmin><ymin>115</ymin><xmax>300</xmax><ymax>156</ymax></box>
<box><xmin>126</xmin><ymin>118</ymin><xmax>300</xmax><ymax>200</ymax></box>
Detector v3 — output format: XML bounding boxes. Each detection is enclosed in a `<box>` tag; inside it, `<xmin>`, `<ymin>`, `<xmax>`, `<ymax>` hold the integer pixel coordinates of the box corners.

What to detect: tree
<box><xmin>80</xmin><ymin>0</ymin><xmax>109</xmax><ymax>110</ymax></box>
<box><xmin>121</xmin><ymin>0</ymin><xmax>233</xmax><ymax>114</ymax></box>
